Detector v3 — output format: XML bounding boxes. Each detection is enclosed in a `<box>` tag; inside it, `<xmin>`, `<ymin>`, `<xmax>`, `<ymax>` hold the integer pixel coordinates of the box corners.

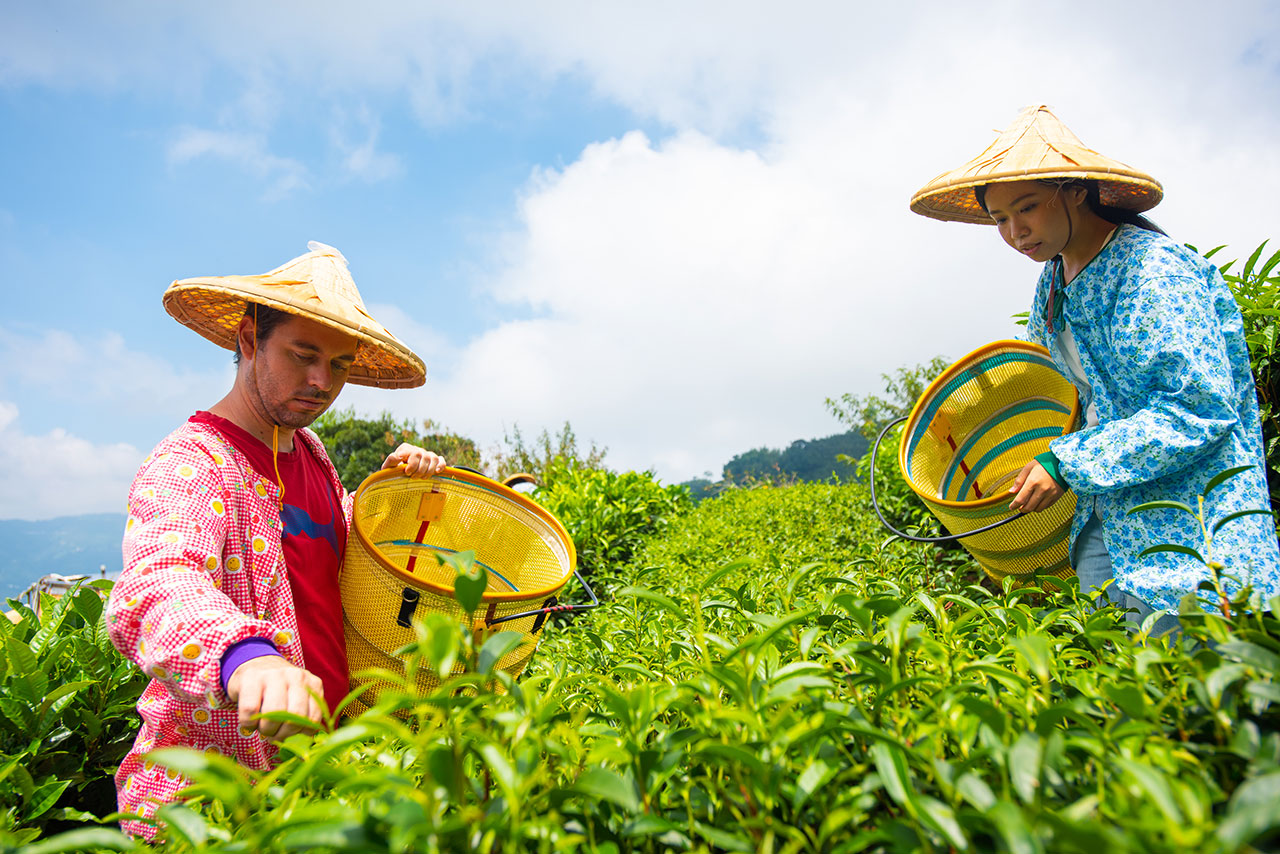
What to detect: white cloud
<box><xmin>0</xmin><ymin>326</ymin><xmax>233</xmax><ymax>422</ymax></box>
<box><xmin>330</xmin><ymin>106</ymin><xmax>404</xmax><ymax>183</ymax></box>
<box><xmin>0</xmin><ymin>401</ymin><xmax>142</xmax><ymax>519</ymax></box>
<box><xmin>376</xmin><ymin>127</ymin><xmax>1032</xmax><ymax>480</ymax></box>
<box><xmin>167</xmin><ymin>127</ymin><xmax>311</xmax><ymax>200</ymax></box>
<box><xmin>4</xmin><ymin>1</ymin><xmax>1279</xmax><ymax>487</ymax></box>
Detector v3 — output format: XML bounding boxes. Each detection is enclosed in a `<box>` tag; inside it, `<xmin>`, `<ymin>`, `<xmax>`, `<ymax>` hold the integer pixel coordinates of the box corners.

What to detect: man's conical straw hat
<box><xmin>163</xmin><ymin>241</ymin><xmax>426</xmax><ymax>388</ymax></box>
<box><xmin>910</xmin><ymin>104</ymin><xmax>1163</xmax><ymax>224</ymax></box>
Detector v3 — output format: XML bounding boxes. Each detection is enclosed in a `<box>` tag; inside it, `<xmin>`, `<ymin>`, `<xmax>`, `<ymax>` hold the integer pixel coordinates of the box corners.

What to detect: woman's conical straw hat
<box><xmin>163</xmin><ymin>241</ymin><xmax>426</xmax><ymax>388</ymax></box>
<box><xmin>910</xmin><ymin>105</ymin><xmax>1163</xmax><ymax>224</ymax></box>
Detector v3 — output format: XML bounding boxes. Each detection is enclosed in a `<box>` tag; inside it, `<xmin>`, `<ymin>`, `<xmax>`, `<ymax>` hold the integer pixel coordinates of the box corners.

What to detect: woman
<box><xmin>910</xmin><ymin>104</ymin><xmax>1279</xmax><ymax>631</ymax></box>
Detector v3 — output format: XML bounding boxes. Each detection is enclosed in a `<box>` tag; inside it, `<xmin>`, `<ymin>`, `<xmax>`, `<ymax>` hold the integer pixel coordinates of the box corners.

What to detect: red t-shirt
<box><xmin>190</xmin><ymin>412</ymin><xmax>350</xmax><ymax>711</ymax></box>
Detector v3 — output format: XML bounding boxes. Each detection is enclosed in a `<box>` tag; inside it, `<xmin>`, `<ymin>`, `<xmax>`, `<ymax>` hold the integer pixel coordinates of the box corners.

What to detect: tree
<box><xmin>722</xmin><ymin>447</ymin><xmax>786</xmax><ymax>485</ymax></box>
<box><xmin>779</xmin><ymin>432</ymin><xmax>869</xmax><ymax>481</ymax></box>
<box><xmin>825</xmin><ymin>356</ymin><xmax>951</xmax><ymax>440</ymax></box>
<box><xmin>310</xmin><ymin>408</ymin><xmax>483</xmax><ymax>492</ymax></box>
<box><xmin>490</xmin><ymin>422</ymin><xmax>607</xmax><ymax>483</ymax></box>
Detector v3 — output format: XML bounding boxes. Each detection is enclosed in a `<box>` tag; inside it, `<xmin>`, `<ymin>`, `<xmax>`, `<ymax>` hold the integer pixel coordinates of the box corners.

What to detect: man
<box><xmin>106</xmin><ymin>242</ymin><xmax>446</xmax><ymax>834</ymax></box>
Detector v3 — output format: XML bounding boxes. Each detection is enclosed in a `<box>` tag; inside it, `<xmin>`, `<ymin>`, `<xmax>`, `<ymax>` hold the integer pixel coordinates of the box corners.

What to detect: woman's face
<box><xmin>983</xmin><ymin>180</ymin><xmax>1080</xmax><ymax>263</ymax></box>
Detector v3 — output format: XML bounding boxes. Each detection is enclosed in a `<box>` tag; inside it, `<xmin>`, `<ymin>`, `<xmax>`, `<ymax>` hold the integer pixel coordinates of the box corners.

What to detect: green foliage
<box><xmin>780</xmin><ymin>431</ymin><xmax>869</xmax><ymax>481</ymax></box>
<box><xmin>491</xmin><ymin>422</ymin><xmax>607</xmax><ymax>482</ymax></box>
<box><xmin>531</xmin><ymin>461</ymin><xmax>692</xmax><ymax>581</ymax></box>
<box><xmin>15</xmin><ymin>484</ymin><xmax>1278</xmax><ymax>853</ymax></box>
<box><xmin>0</xmin><ymin>582</ymin><xmax>149</xmax><ymax>846</ymax></box>
<box><xmin>718</xmin><ymin>432</ymin><xmax>868</xmax><ymax>489</ymax></box>
<box><xmin>1213</xmin><ymin>241</ymin><xmax>1280</xmax><ymax>514</ymax></box>
<box><xmin>311</xmin><ymin>409</ymin><xmax>482</xmax><ymax>492</ymax></box>
<box><xmin>722</xmin><ymin>446</ymin><xmax>787</xmax><ymax>484</ymax></box>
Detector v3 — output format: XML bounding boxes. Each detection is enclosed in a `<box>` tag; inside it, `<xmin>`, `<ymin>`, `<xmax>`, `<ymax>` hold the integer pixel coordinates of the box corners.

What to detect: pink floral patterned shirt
<box><xmin>106</xmin><ymin>419</ymin><xmax>352</xmax><ymax>836</ymax></box>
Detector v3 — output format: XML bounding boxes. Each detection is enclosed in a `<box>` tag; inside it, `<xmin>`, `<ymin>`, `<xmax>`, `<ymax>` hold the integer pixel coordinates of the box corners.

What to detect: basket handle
<box><xmin>869</xmin><ymin>416</ymin><xmax>1029</xmax><ymax>544</ymax></box>
<box><xmin>485</xmin><ymin>569</ymin><xmax>600</xmax><ymax>627</ymax></box>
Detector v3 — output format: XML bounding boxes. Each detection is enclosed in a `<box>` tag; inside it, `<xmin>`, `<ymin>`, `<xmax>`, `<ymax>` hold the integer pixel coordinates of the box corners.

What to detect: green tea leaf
<box><xmin>917</xmin><ymin>794</ymin><xmax>968</xmax><ymax>850</ymax></box>
<box><xmin>1116</xmin><ymin>757</ymin><xmax>1183</xmax><ymax>824</ymax></box>
<box><xmin>1203</xmin><ymin>466</ymin><xmax>1254</xmax><ymax>497</ymax></box>
<box><xmin>956</xmin><ymin>773</ymin><xmax>996</xmax><ymax>811</ymax></box>
<box><xmin>792</xmin><ymin>759</ymin><xmax>836</xmax><ymax>811</ymax></box>
<box><xmin>988</xmin><ymin>801</ymin><xmax>1043</xmax><ymax>854</ymax></box>
<box><xmin>703</xmin><ymin>559</ymin><xmax>755</xmax><ymax>589</ymax></box>
<box><xmin>157</xmin><ymin>804</ymin><xmax>210</xmax><ymax>846</ymax></box>
<box><xmin>572</xmin><ymin>766</ymin><xmax>640</xmax><ymax>813</ymax></box>
<box><xmin>478</xmin><ymin>631</ymin><xmax>525</xmax><ymax>675</ymax></box>
<box><xmin>1212</xmin><ymin>508</ymin><xmax>1274</xmax><ymax>533</ymax></box>
<box><xmin>446</xmin><ymin>550</ymin><xmax>487</xmax><ymax>616</ymax></box>
<box><xmin>871</xmin><ymin>741</ymin><xmax>913</xmax><ymax>808</ymax></box>
<box><xmin>1009</xmin><ymin>731</ymin><xmax>1042</xmax><ymax>805</ymax></box>
<box><xmin>22</xmin><ymin>827</ymin><xmax>138</xmax><ymax>854</ymax></box>
<box><xmin>1138</xmin><ymin>543</ymin><xmax>1206</xmax><ymax>562</ymax></box>
<box><xmin>1127</xmin><ymin>500</ymin><xmax>1195</xmax><ymax>516</ymax></box>
<box><xmin>617</xmin><ymin>586</ymin><xmax>685</xmax><ymax>618</ymax></box>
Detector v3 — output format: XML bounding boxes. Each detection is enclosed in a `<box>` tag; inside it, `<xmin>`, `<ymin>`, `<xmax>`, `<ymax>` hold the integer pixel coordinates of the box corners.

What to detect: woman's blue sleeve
<box><xmin>1051</xmin><ymin>266</ymin><xmax>1242</xmax><ymax>494</ymax></box>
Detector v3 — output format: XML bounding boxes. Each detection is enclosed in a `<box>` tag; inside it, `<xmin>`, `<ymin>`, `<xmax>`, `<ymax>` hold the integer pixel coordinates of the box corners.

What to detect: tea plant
<box><xmin>16</xmin><ymin>480</ymin><xmax>1274</xmax><ymax>853</ymax></box>
<box><xmin>1213</xmin><ymin>241</ymin><xmax>1280</xmax><ymax>512</ymax></box>
<box><xmin>532</xmin><ymin>461</ymin><xmax>692</xmax><ymax>584</ymax></box>
<box><xmin>0</xmin><ymin>582</ymin><xmax>148</xmax><ymax>846</ymax></box>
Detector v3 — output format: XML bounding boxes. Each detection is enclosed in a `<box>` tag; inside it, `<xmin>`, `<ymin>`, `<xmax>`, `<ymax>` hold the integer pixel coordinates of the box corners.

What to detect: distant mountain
<box><xmin>0</xmin><ymin>513</ymin><xmax>126</xmax><ymax>601</ymax></box>
<box><xmin>683</xmin><ymin>430</ymin><xmax>871</xmax><ymax>500</ymax></box>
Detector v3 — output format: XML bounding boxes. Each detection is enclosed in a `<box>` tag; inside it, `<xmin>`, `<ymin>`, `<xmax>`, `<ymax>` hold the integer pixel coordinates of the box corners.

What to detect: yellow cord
<box><xmin>272</xmin><ymin>424</ymin><xmax>285</xmax><ymax>510</ymax></box>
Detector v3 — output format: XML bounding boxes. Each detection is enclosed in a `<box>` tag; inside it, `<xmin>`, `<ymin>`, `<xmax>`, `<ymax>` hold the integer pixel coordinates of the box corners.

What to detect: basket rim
<box><xmin>897</xmin><ymin>339</ymin><xmax>1080</xmax><ymax>511</ymax></box>
<box><xmin>349</xmin><ymin>466</ymin><xmax>577</xmax><ymax>602</ymax></box>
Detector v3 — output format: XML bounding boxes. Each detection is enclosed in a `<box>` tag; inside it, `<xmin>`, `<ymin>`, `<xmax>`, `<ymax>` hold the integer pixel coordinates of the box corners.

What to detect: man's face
<box><xmin>245</xmin><ymin>314</ymin><xmax>359</xmax><ymax>429</ymax></box>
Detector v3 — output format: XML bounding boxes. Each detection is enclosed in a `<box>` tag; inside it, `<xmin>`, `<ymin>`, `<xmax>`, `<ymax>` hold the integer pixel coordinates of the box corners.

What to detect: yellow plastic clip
<box><xmin>928</xmin><ymin>410</ymin><xmax>954</xmax><ymax>445</ymax></box>
<box><xmin>417</xmin><ymin>491</ymin><xmax>446</xmax><ymax>522</ymax></box>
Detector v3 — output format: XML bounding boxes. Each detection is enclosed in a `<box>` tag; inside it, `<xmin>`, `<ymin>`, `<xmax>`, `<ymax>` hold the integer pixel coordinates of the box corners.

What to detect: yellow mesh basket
<box><xmin>341</xmin><ymin>467</ymin><xmax>577</xmax><ymax>711</ymax></box>
<box><xmin>897</xmin><ymin>340</ymin><xmax>1081</xmax><ymax>583</ymax></box>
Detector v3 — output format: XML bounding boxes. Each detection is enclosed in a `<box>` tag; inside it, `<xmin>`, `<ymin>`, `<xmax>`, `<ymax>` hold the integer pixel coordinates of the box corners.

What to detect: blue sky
<box><xmin>2</xmin><ymin>2</ymin><xmax>1278</xmax><ymax>519</ymax></box>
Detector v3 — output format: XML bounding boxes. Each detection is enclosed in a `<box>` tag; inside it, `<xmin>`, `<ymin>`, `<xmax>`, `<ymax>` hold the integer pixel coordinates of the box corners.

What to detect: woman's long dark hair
<box><xmin>974</xmin><ymin>179</ymin><xmax>1166</xmax><ymax>235</ymax></box>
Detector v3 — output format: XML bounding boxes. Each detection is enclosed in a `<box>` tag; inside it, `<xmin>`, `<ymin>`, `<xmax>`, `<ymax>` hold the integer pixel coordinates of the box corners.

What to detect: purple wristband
<box><xmin>220</xmin><ymin>638</ymin><xmax>282</xmax><ymax>695</ymax></box>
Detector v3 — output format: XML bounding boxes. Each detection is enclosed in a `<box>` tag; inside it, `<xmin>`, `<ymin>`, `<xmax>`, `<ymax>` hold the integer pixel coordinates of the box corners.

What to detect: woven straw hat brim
<box><xmin>910</xmin><ymin>105</ymin><xmax>1163</xmax><ymax>225</ymax></box>
<box><xmin>163</xmin><ymin>246</ymin><xmax>425</xmax><ymax>389</ymax></box>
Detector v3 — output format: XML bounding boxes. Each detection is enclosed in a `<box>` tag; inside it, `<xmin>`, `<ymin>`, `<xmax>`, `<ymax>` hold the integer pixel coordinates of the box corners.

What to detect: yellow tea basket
<box><xmin>890</xmin><ymin>340</ymin><xmax>1081</xmax><ymax>583</ymax></box>
<box><xmin>341</xmin><ymin>467</ymin><xmax>581</xmax><ymax>711</ymax></box>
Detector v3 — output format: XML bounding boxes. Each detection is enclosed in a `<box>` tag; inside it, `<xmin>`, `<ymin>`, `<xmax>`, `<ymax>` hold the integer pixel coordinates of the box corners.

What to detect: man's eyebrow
<box><xmin>290</xmin><ymin>340</ymin><xmax>357</xmax><ymax>362</ymax></box>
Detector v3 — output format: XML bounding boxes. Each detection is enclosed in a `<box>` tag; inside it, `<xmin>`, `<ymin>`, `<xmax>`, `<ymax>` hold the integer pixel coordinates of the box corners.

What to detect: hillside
<box><xmin>0</xmin><ymin>513</ymin><xmax>125</xmax><ymax>600</ymax></box>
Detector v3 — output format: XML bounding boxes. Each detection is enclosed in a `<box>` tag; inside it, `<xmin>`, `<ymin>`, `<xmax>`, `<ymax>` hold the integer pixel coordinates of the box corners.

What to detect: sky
<box><xmin>1</xmin><ymin>1</ymin><xmax>1278</xmax><ymax>520</ymax></box>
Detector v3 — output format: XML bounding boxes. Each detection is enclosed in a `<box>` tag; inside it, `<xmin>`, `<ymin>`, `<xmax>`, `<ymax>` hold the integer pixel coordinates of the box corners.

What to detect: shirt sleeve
<box><xmin>107</xmin><ymin>439</ymin><xmax>283</xmax><ymax>707</ymax></box>
<box><xmin>220</xmin><ymin>638</ymin><xmax>283</xmax><ymax>696</ymax></box>
<box><xmin>1050</xmin><ymin>267</ymin><xmax>1242</xmax><ymax>495</ymax></box>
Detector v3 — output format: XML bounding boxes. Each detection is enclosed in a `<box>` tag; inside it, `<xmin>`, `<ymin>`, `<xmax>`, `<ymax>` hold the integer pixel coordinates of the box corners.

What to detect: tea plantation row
<box><xmin>4</xmin><ymin>472</ymin><xmax>1278</xmax><ymax>853</ymax></box>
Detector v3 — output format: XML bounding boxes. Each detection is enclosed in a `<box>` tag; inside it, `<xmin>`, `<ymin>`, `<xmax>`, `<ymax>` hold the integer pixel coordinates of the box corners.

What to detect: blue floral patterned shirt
<box><xmin>1026</xmin><ymin>223</ymin><xmax>1280</xmax><ymax>613</ymax></box>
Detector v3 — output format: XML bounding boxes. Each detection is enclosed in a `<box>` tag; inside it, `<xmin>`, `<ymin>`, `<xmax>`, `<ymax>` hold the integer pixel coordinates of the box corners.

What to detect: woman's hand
<box><xmin>1008</xmin><ymin>460</ymin><xmax>1065</xmax><ymax>513</ymax></box>
<box><xmin>382</xmin><ymin>443</ymin><xmax>448</xmax><ymax>478</ymax></box>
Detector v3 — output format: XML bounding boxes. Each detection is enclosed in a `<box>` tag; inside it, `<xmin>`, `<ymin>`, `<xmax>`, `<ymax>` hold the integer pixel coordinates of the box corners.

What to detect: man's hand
<box><xmin>382</xmin><ymin>443</ymin><xmax>448</xmax><ymax>478</ymax></box>
<box><xmin>1007</xmin><ymin>460</ymin><xmax>1065</xmax><ymax>513</ymax></box>
<box><xmin>226</xmin><ymin>656</ymin><xmax>325</xmax><ymax>741</ymax></box>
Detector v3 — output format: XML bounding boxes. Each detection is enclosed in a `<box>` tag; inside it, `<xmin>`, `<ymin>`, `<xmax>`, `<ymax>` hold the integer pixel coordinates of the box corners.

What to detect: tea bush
<box><xmin>532</xmin><ymin>461</ymin><xmax>692</xmax><ymax>582</ymax></box>
<box><xmin>16</xmin><ymin>480</ymin><xmax>1279</xmax><ymax>853</ymax></box>
<box><xmin>1215</xmin><ymin>242</ymin><xmax>1280</xmax><ymax>512</ymax></box>
<box><xmin>0</xmin><ymin>582</ymin><xmax>149</xmax><ymax>846</ymax></box>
